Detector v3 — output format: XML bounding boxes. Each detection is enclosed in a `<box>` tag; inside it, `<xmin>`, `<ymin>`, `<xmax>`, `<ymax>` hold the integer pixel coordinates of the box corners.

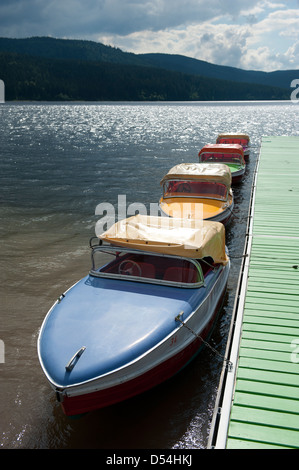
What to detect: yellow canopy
<box><xmin>160</xmin><ymin>163</ymin><xmax>232</xmax><ymax>188</ymax></box>
<box><xmin>216</xmin><ymin>133</ymin><xmax>250</xmax><ymax>142</ymax></box>
<box><xmin>99</xmin><ymin>214</ymin><xmax>229</xmax><ymax>265</ymax></box>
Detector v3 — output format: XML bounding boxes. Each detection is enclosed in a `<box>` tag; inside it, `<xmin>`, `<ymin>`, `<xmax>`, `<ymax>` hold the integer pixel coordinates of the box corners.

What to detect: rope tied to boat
<box><xmin>175</xmin><ymin>314</ymin><xmax>233</xmax><ymax>371</ymax></box>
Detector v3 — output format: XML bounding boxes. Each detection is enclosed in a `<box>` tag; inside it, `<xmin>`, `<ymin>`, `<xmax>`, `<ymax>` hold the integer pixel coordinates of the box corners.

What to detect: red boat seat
<box><xmin>121</xmin><ymin>261</ymin><xmax>156</xmax><ymax>279</ymax></box>
<box><xmin>139</xmin><ymin>262</ymin><xmax>156</xmax><ymax>278</ymax></box>
<box><xmin>163</xmin><ymin>267</ymin><xmax>198</xmax><ymax>283</ymax></box>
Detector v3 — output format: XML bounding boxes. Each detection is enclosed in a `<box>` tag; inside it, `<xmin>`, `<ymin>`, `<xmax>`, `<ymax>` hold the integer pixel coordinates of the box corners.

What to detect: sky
<box><xmin>0</xmin><ymin>0</ymin><xmax>298</xmax><ymax>71</ymax></box>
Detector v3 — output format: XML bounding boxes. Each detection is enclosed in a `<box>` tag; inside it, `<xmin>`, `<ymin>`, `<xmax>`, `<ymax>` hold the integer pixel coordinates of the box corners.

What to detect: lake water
<box><xmin>0</xmin><ymin>101</ymin><xmax>298</xmax><ymax>449</ymax></box>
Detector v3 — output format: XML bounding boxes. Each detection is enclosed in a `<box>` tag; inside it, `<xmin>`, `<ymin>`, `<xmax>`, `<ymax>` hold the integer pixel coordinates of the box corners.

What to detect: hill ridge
<box><xmin>0</xmin><ymin>36</ymin><xmax>293</xmax><ymax>101</ymax></box>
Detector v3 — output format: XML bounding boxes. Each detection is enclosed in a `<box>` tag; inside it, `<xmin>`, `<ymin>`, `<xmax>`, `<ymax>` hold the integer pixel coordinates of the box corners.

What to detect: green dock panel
<box><xmin>226</xmin><ymin>136</ymin><xmax>299</xmax><ymax>449</ymax></box>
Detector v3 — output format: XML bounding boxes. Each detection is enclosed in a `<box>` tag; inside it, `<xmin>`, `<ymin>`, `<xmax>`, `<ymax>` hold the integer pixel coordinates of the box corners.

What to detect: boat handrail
<box><xmin>89</xmin><ymin>244</ymin><xmax>207</xmax><ymax>288</ymax></box>
<box><xmin>162</xmin><ymin>193</ymin><xmax>229</xmax><ymax>202</ymax></box>
<box><xmin>89</xmin><ymin>236</ymin><xmax>102</xmax><ymax>249</ymax></box>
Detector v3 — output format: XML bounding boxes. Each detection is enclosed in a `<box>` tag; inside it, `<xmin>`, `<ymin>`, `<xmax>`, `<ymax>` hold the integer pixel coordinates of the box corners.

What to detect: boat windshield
<box><xmin>163</xmin><ymin>180</ymin><xmax>228</xmax><ymax>201</ymax></box>
<box><xmin>217</xmin><ymin>137</ymin><xmax>248</xmax><ymax>147</ymax></box>
<box><xmin>90</xmin><ymin>248</ymin><xmax>212</xmax><ymax>287</ymax></box>
<box><xmin>199</xmin><ymin>153</ymin><xmax>243</xmax><ymax>166</ymax></box>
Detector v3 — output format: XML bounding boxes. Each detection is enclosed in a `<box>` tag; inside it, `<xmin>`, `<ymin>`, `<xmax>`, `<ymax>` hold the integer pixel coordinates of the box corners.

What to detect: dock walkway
<box><xmin>209</xmin><ymin>136</ymin><xmax>299</xmax><ymax>449</ymax></box>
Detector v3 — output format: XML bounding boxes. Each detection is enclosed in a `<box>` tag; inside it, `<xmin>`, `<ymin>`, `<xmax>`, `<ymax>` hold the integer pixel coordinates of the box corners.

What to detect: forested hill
<box><xmin>140</xmin><ymin>53</ymin><xmax>296</xmax><ymax>90</ymax></box>
<box><xmin>0</xmin><ymin>36</ymin><xmax>293</xmax><ymax>101</ymax></box>
<box><xmin>0</xmin><ymin>36</ymin><xmax>143</xmax><ymax>66</ymax></box>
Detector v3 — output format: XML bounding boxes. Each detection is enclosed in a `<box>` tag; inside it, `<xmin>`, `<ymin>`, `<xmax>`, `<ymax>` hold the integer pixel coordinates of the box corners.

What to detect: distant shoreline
<box><xmin>1</xmin><ymin>99</ymin><xmax>293</xmax><ymax>105</ymax></box>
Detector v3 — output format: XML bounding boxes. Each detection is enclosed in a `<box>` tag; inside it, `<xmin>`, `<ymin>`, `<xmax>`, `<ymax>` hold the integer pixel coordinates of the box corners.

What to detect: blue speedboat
<box><xmin>38</xmin><ymin>215</ymin><xmax>230</xmax><ymax>416</ymax></box>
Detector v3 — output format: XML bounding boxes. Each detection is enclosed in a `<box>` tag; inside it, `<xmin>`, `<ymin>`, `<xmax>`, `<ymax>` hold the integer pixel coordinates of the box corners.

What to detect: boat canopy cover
<box><xmin>199</xmin><ymin>144</ymin><xmax>244</xmax><ymax>159</ymax></box>
<box><xmin>216</xmin><ymin>133</ymin><xmax>250</xmax><ymax>143</ymax></box>
<box><xmin>160</xmin><ymin>163</ymin><xmax>231</xmax><ymax>188</ymax></box>
<box><xmin>99</xmin><ymin>214</ymin><xmax>229</xmax><ymax>265</ymax></box>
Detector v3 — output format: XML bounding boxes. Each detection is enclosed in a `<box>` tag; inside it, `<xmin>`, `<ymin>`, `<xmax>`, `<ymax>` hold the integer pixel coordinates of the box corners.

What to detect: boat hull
<box><xmin>243</xmin><ymin>149</ymin><xmax>250</xmax><ymax>161</ymax></box>
<box><xmin>205</xmin><ymin>201</ymin><xmax>234</xmax><ymax>225</ymax></box>
<box><xmin>60</xmin><ymin>293</ymin><xmax>223</xmax><ymax>416</ymax></box>
<box><xmin>43</xmin><ymin>263</ymin><xmax>229</xmax><ymax>416</ymax></box>
<box><xmin>231</xmin><ymin>167</ymin><xmax>245</xmax><ymax>184</ymax></box>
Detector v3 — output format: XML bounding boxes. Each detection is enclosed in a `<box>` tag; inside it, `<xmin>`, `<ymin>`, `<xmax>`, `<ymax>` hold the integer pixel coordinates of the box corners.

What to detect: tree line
<box><xmin>0</xmin><ymin>51</ymin><xmax>289</xmax><ymax>102</ymax></box>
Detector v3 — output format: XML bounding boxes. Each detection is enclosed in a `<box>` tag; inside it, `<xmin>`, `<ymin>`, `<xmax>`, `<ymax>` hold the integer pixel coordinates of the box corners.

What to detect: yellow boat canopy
<box><xmin>99</xmin><ymin>214</ymin><xmax>229</xmax><ymax>265</ymax></box>
<box><xmin>216</xmin><ymin>133</ymin><xmax>250</xmax><ymax>143</ymax></box>
<box><xmin>160</xmin><ymin>163</ymin><xmax>232</xmax><ymax>188</ymax></box>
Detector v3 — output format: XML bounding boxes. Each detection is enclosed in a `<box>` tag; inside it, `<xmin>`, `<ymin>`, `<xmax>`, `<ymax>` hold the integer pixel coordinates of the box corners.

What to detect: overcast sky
<box><xmin>0</xmin><ymin>0</ymin><xmax>298</xmax><ymax>71</ymax></box>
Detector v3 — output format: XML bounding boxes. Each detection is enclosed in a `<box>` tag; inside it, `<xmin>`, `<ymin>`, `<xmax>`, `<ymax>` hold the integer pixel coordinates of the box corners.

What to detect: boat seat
<box><xmin>139</xmin><ymin>262</ymin><xmax>156</xmax><ymax>278</ymax></box>
<box><xmin>163</xmin><ymin>267</ymin><xmax>198</xmax><ymax>283</ymax></box>
<box><xmin>121</xmin><ymin>261</ymin><xmax>156</xmax><ymax>279</ymax></box>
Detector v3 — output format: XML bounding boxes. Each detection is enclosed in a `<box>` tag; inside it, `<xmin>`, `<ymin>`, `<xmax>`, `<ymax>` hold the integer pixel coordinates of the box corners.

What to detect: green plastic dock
<box><xmin>209</xmin><ymin>136</ymin><xmax>299</xmax><ymax>449</ymax></box>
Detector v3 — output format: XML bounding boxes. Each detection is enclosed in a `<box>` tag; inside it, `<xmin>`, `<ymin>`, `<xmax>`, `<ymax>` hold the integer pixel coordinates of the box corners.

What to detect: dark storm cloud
<box><xmin>0</xmin><ymin>0</ymin><xmax>260</xmax><ymax>38</ymax></box>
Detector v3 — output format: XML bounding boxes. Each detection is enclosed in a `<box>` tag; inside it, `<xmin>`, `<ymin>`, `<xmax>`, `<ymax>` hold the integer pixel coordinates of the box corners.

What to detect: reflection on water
<box><xmin>0</xmin><ymin>101</ymin><xmax>298</xmax><ymax>449</ymax></box>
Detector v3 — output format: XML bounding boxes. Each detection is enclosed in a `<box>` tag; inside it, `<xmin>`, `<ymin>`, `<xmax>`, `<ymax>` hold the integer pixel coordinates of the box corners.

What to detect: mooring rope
<box><xmin>175</xmin><ymin>315</ymin><xmax>233</xmax><ymax>371</ymax></box>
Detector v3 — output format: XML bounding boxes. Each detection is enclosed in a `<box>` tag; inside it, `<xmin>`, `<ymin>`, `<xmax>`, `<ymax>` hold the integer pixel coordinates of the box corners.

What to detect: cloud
<box><xmin>286</xmin><ymin>40</ymin><xmax>299</xmax><ymax>63</ymax></box>
<box><xmin>100</xmin><ymin>23</ymin><xmax>252</xmax><ymax>68</ymax></box>
<box><xmin>97</xmin><ymin>2</ymin><xmax>299</xmax><ymax>71</ymax></box>
<box><xmin>0</xmin><ymin>0</ymin><xmax>298</xmax><ymax>71</ymax></box>
<box><xmin>252</xmin><ymin>7</ymin><xmax>299</xmax><ymax>37</ymax></box>
<box><xmin>0</xmin><ymin>0</ymin><xmax>260</xmax><ymax>36</ymax></box>
<box><xmin>242</xmin><ymin>7</ymin><xmax>299</xmax><ymax>69</ymax></box>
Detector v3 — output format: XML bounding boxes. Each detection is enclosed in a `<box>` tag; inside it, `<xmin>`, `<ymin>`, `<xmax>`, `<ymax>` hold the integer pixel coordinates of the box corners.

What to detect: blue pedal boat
<box><xmin>38</xmin><ymin>215</ymin><xmax>230</xmax><ymax>416</ymax></box>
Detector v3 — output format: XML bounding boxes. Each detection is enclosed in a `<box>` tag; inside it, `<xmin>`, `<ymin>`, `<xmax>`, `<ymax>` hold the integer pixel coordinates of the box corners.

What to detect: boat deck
<box><xmin>209</xmin><ymin>135</ymin><xmax>299</xmax><ymax>449</ymax></box>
